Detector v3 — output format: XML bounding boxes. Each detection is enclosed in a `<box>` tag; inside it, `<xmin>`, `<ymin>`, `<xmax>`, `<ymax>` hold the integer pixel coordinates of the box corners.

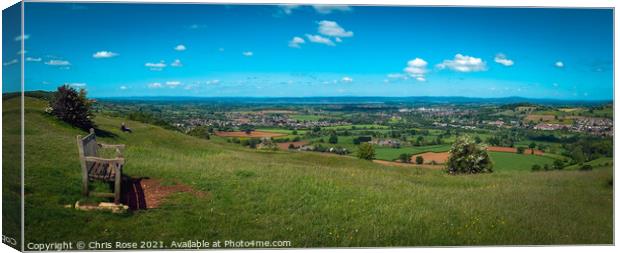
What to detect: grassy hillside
<box><xmin>14</xmin><ymin>97</ymin><xmax>613</xmax><ymax>246</ymax></box>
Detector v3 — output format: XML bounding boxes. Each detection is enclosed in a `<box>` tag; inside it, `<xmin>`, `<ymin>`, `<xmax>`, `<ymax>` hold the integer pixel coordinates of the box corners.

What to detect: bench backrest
<box><xmin>77</xmin><ymin>129</ymin><xmax>98</xmax><ymax>173</ymax></box>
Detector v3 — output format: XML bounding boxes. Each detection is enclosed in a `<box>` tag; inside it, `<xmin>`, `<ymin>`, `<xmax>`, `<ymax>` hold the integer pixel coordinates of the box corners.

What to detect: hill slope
<box><xmin>10</xmin><ymin>97</ymin><xmax>613</xmax><ymax>246</ymax></box>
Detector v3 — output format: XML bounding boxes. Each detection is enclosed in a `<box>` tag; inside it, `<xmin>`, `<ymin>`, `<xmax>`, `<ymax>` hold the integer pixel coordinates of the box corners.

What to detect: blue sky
<box><xmin>2</xmin><ymin>3</ymin><xmax>613</xmax><ymax>99</ymax></box>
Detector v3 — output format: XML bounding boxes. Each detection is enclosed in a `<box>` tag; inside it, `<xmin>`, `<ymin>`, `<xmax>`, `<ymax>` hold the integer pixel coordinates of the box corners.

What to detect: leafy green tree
<box><xmin>553</xmin><ymin>159</ymin><xmax>565</xmax><ymax>170</ymax></box>
<box><xmin>528</xmin><ymin>142</ymin><xmax>537</xmax><ymax>154</ymax></box>
<box><xmin>49</xmin><ymin>85</ymin><xmax>95</xmax><ymax>130</ymax></box>
<box><xmin>516</xmin><ymin>146</ymin><xmax>525</xmax><ymax>154</ymax></box>
<box><xmin>399</xmin><ymin>153</ymin><xmax>411</xmax><ymax>163</ymax></box>
<box><xmin>570</xmin><ymin>146</ymin><xmax>586</xmax><ymax>164</ymax></box>
<box><xmin>357</xmin><ymin>143</ymin><xmax>375</xmax><ymax>160</ymax></box>
<box><xmin>446</xmin><ymin>136</ymin><xmax>493</xmax><ymax>174</ymax></box>
<box><xmin>328</xmin><ymin>134</ymin><xmax>338</xmax><ymax>144</ymax></box>
<box><xmin>415</xmin><ymin>156</ymin><xmax>424</xmax><ymax>165</ymax></box>
<box><xmin>579</xmin><ymin>164</ymin><xmax>593</xmax><ymax>171</ymax></box>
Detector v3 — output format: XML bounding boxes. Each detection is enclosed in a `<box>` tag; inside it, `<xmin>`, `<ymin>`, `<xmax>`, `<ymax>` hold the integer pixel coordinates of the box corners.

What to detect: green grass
<box><xmin>488</xmin><ymin>152</ymin><xmax>556</xmax><ymax>172</ymax></box>
<box><xmin>14</xmin><ymin>97</ymin><xmax>613</xmax><ymax>246</ymax></box>
<box><xmin>564</xmin><ymin>157</ymin><xmax>614</xmax><ymax>171</ymax></box>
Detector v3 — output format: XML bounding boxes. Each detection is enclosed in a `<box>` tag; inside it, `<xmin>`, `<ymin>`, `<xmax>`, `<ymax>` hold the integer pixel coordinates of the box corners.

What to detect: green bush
<box><xmin>357</xmin><ymin>143</ymin><xmax>375</xmax><ymax>160</ymax></box>
<box><xmin>531</xmin><ymin>164</ymin><xmax>541</xmax><ymax>171</ymax></box>
<box><xmin>48</xmin><ymin>85</ymin><xmax>95</xmax><ymax>130</ymax></box>
<box><xmin>579</xmin><ymin>164</ymin><xmax>593</xmax><ymax>171</ymax></box>
<box><xmin>415</xmin><ymin>156</ymin><xmax>424</xmax><ymax>165</ymax></box>
<box><xmin>446</xmin><ymin>136</ymin><xmax>493</xmax><ymax>174</ymax></box>
<box><xmin>553</xmin><ymin>159</ymin><xmax>565</xmax><ymax>170</ymax></box>
<box><xmin>399</xmin><ymin>153</ymin><xmax>411</xmax><ymax>163</ymax></box>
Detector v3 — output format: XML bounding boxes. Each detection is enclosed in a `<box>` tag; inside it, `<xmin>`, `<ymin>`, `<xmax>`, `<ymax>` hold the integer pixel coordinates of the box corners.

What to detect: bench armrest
<box><xmin>84</xmin><ymin>156</ymin><xmax>125</xmax><ymax>165</ymax></box>
<box><xmin>98</xmin><ymin>143</ymin><xmax>125</xmax><ymax>149</ymax></box>
<box><xmin>98</xmin><ymin>143</ymin><xmax>125</xmax><ymax>157</ymax></box>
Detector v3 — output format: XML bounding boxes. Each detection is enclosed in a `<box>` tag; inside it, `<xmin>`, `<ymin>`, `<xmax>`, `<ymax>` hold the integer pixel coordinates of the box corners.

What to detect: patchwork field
<box><xmin>214</xmin><ymin>130</ymin><xmax>287</xmax><ymax>138</ymax></box>
<box><xmin>10</xmin><ymin>97</ymin><xmax>613</xmax><ymax>246</ymax></box>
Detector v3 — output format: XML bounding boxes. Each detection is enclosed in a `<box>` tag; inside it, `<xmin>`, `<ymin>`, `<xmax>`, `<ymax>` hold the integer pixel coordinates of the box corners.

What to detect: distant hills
<box><xmin>5</xmin><ymin>90</ymin><xmax>612</xmax><ymax>106</ymax></box>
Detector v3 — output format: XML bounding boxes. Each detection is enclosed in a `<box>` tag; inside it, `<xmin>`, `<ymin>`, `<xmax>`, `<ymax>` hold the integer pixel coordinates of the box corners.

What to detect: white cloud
<box><xmin>387</xmin><ymin>73</ymin><xmax>408</xmax><ymax>80</ymax></box>
<box><xmin>305</xmin><ymin>34</ymin><xmax>335</xmax><ymax>46</ymax></box>
<box><xmin>206</xmin><ymin>80</ymin><xmax>221</xmax><ymax>85</ymax></box>
<box><xmin>318</xmin><ymin>20</ymin><xmax>353</xmax><ymax>38</ymax></box>
<box><xmin>242</xmin><ymin>51</ymin><xmax>254</xmax><ymax>57</ymax></box>
<box><xmin>3</xmin><ymin>59</ymin><xmax>18</xmax><ymax>66</ymax></box>
<box><xmin>171</xmin><ymin>59</ymin><xmax>183</xmax><ymax>67</ymax></box>
<box><xmin>145</xmin><ymin>61</ymin><xmax>166</xmax><ymax>71</ymax></box>
<box><xmin>188</xmin><ymin>24</ymin><xmax>206</xmax><ymax>29</ymax></box>
<box><xmin>555</xmin><ymin>61</ymin><xmax>564</xmax><ymax>68</ymax></box>
<box><xmin>403</xmin><ymin>58</ymin><xmax>428</xmax><ymax>81</ymax></box>
<box><xmin>45</xmin><ymin>60</ymin><xmax>71</xmax><ymax>66</ymax></box>
<box><xmin>165</xmin><ymin>81</ymin><xmax>181</xmax><ymax>87</ymax></box>
<box><xmin>148</xmin><ymin>82</ymin><xmax>162</xmax><ymax>88</ymax></box>
<box><xmin>93</xmin><ymin>51</ymin><xmax>118</xmax><ymax>58</ymax></box>
<box><xmin>14</xmin><ymin>34</ymin><xmax>29</xmax><ymax>41</ymax></box>
<box><xmin>120</xmin><ymin>86</ymin><xmax>128</xmax><ymax>90</ymax></box>
<box><xmin>288</xmin><ymin>36</ymin><xmax>306</xmax><ymax>48</ymax></box>
<box><xmin>494</xmin><ymin>53</ymin><xmax>514</xmax><ymax>66</ymax></box>
<box><xmin>174</xmin><ymin>44</ymin><xmax>187</xmax><ymax>51</ymax></box>
<box><xmin>26</xmin><ymin>57</ymin><xmax>41</xmax><ymax>62</ymax></box>
<box><xmin>279</xmin><ymin>5</ymin><xmax>300</xmax><ymax>15</ymax></box>
<box><xmin>341</xmin><ymin>76</ymin><xmax>353</xmax><ymax>83</ymax></box>
<box><xmin>313</xmin><ymin>5</ymin><xmax>352</xmax><ymax>14</ymax></box>
<box><xmin>68</xmin><ymin>82</ymin><xmax>86</xmax><ymax>87</ymax></box>
<box><xmin>437</xmin><ymin>54</ymin><xmax>487</xmax><ymax>72</ymax></box>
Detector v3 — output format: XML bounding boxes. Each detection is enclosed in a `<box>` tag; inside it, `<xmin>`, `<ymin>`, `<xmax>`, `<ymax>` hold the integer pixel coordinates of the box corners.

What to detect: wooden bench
<box><xmin>76</xmin><ymin>129</ymin><xmax>125</xmax><ymax>204</ymax></box>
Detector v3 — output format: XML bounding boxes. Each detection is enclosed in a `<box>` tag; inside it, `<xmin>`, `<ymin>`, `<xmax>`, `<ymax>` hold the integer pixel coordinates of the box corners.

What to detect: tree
<box><xmin>415</xmin><ymin>156</ymin><xmax>424</xmax><ymax>165</ymax></box>
<box><xmin>528</xmin><ymin>142</ymin><xmax>537</xmax><ymax>154</ymax></box>
<box><xmin>570</xmin><ymin>146</ymin><xmax>586</xmax><ymax>164</ymax></box>
<box><xmin>357</xmin><ymin>143</ymin><xmax>375</xmax><ymax>160</ymax></box>
<box><xmin>399</xmin><ymin>153</ymin><xmax>411</xmax><ymax>163</ymax></box>
<box><xmin>328</xmin><ymin>134</ymin><xmax>338</xmax><ymax>144</ymax></box>
<box><xmin>579</xmin><ymin>164</ymin><xmax>593</xmax><ymax>171</ymax></box>
<box><xmin>516</xmin><ymin>146</ymin><xmax>525</xmax><ymax>154</ymax></box>
<box><xmin>552</xmin><ymin>159</ymin><xmax>565</xmax><ymax>170</ymax></box>
<box><xmin>446</xmin><ymin>136</ymin><xmax>493</xmax><ymax>174</ymax></box>
<box><xmin>49</xmin><ymin>85</ymin><xmax>95</xmax><ymax>130</ymax></box>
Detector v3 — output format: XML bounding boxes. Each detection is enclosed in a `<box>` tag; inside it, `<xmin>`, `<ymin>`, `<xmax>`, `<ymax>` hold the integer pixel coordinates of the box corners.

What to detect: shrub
<box><xmin>516</xmin><ymin>146</ymin><xmax>525</xmax><ymax>154</ymax></box>
<box><xmin>357</xmin><ymin>143</ymin><xmax>375</xmax><ymax>160</ymax></box>
<box><xmin>328</xmin><ymin>134</ymin><xmax>338</xmax><ymax>144</ymax></box>
<box><xmin>399</xmin><ymin>153</ymin><xmax>411</xmax><ymax>163</ymax></box>
<box><xmin>446</xmin><ymin>136</ymin><xmax>493</xmax><ymax>174</ymax></box>
<box><xmin>543</xmin><ymin>164</ymin><xmax>550</xmax><ymax>171</ymax></box>
<box><xmin>415</xmin><ymin>156</ymin><xmax>424</xmax><ymax>165</ymax></box>
<box><xmin>553</xmin><ymin>159</ymin><xmax>565</xmax><ymax>170</ymax></box>
<box><xmin>49</xmin><ymin>85</ymin><xmax>95</xmax><ymax>130</ymax></box>
<box><xmin>579</xmin><ymin>164</ymin><xmax>593</xmax><ymax>171</ymax></box>
<box><xmin>531</xmin><ymin>164</ymin><xmax>541</xmax><ymax>171</ymax></box>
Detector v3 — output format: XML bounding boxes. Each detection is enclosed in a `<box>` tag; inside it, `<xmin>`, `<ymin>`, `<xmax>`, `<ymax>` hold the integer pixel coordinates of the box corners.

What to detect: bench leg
<box><xmin>114</xmin><ymin>167</ymin><xmax>121</xmax><ymax>205</ymax></box>
<box><xmin>82</xmin><ymin>174</ymin><xmax>89</xmax><ymax>197</ymax></box>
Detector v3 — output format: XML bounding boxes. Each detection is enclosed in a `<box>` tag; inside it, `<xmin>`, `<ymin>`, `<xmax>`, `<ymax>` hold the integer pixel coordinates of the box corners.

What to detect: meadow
<box><xmin>10</xmin><ymin>97</ymin><xmax>614</xmax><ymax>246</ymax></box>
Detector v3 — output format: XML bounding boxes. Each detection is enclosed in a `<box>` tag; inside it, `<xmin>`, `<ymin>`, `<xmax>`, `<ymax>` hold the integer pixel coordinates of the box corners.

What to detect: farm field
<box><xmin>14</xmin><ymin>97</ymin><xmax>613</xmax><ymax>246</ymax></box>
<box><xmin>214</xmin><ymin>130</ymin><xmax>287</xmax><ymax>138</ymax></box>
